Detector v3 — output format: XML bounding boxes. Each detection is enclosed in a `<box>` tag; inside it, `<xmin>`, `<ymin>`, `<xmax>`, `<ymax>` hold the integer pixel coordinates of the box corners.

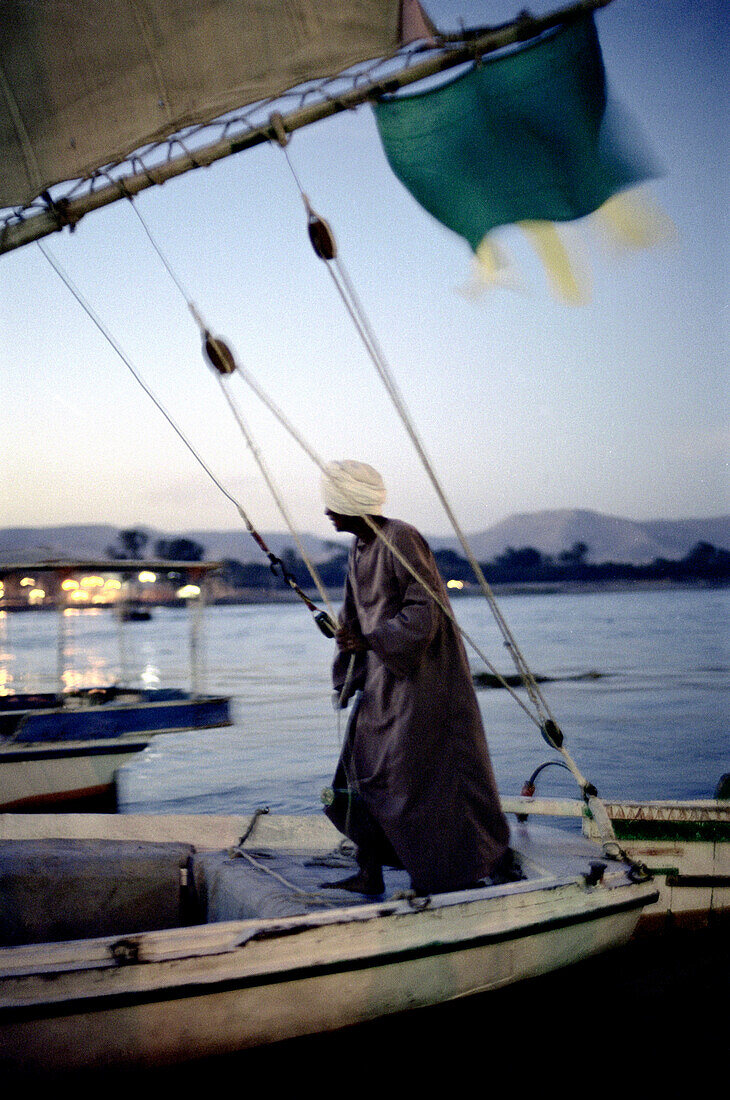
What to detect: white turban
<box><xmin>321</xmin><ymin>460</ymin><xmax>387</xmax><ymax>516</ymax></box>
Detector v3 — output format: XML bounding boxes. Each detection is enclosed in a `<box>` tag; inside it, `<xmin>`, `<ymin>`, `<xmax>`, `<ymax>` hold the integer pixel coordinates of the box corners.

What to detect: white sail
<box><xmin>0</xmin><ymin>0</ymin><xmax>406</xmax><ymax>209</ymax></box>
<box><xmin>0</xmin><ymin>0</ymin><xmax>613</xmax><ymax>254</ymax></box>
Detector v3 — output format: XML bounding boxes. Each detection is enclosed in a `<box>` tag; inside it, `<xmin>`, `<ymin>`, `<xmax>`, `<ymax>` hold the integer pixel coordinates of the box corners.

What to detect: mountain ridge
<box><xmin>1</xmin><ymin>510</ymin><xmax>727</xmax><ymax>566</ymax></box>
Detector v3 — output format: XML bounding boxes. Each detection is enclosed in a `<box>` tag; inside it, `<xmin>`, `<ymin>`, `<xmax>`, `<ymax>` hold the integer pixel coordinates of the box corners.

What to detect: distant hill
<box><xmin>1</xmin><ymin>511</ymin><xmax>728</xmax><ymax>567</ymax></box>
<box><xmin>0</xmin><ymin>525</ymin><xmax>122</xmax><ymax>565</ymax></box>
<box><xmin>460</xmin><ymin>510</ymin><xmax>730</xmax><ymax>565</ymax></box>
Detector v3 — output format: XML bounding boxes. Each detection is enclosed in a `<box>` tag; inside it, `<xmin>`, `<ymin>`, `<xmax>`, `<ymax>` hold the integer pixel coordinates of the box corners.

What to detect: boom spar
<box><xmin>1</xmin><ymin>0</ymin><xmax>613</xmax><ymax>256</ymax></box>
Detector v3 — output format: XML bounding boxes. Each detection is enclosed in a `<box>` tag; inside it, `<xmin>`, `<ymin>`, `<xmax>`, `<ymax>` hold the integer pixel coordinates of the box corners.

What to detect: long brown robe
<box><xmin>326</xmin><ymin>517</ymin><xmax>509</xmax><ymax>894</ymax></box>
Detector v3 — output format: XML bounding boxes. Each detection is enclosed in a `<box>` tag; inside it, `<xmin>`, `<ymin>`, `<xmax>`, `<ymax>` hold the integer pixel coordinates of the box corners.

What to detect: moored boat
<box><xmin>0</xmin><ymin>562</ymin><xmax>232</xmax><ymax>810</ymax></box>
<box><xmin>502</xmin><ymin>790</ymin><xmax>730</xmax><ymax>932</ymax></box>
<box><xmin>0</xmin><ymin>809</ymin><xmax>658</xmax><ymax>1072</ymax></box>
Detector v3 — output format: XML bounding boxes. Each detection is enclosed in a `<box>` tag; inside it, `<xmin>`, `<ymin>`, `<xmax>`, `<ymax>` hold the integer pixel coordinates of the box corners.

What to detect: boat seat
<box><xmin>189</xmin><ymin>846</ymin><xmax>414</xmax><ymax>921</ymax></box>
<box><xmin>0</xmin><ymin>839</ymin><xmax>196</xmax><ymax>945</ymax></box>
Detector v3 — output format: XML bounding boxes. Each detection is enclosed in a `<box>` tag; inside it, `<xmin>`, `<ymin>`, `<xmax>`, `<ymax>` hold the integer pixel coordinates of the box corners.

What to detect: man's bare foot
<box><xmin>320</xmin><ymin>870</ymin><xmax>384</xmax><ymax>896</ymax></box>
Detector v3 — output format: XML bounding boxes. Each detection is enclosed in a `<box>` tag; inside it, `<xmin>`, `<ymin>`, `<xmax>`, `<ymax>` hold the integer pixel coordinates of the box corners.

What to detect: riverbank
<box><xmin>2</xmin><ymin>576</ymin><xmax>726</xmax><ymax>613</ymax></box>
<box><xmin>214</xmin><ymin>576</ymin><xmax>728</xmax><ymax>604</ymax></box>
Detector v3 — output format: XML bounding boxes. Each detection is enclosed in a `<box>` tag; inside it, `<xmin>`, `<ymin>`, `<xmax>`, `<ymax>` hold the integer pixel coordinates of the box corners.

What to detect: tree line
<box><xmin>106</xmin><ymin>529</ymin><xmax>730</xmax><ymax>588</ymax></box>
<box><xmin>107</xmin><ymin>529</ymin><xmax>206</xmax><ymax>562</ymax></box>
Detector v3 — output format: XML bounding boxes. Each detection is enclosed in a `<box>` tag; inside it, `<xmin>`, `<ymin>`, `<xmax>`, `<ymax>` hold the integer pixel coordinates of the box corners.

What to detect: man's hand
<box><xmin>335</xmin><ymin>625</ymin><xmax>367</xmax><ymax>653</ymax></box>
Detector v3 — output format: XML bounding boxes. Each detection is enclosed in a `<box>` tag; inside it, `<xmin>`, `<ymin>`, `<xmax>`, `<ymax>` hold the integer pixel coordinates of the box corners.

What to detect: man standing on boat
<box><xmin>321</xmin><ymin>460</ymin><xmax>516</xmax><ymax>896</ymax></box>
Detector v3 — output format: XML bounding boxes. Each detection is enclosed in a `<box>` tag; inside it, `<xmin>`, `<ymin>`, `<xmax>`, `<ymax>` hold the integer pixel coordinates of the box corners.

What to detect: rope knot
<box><xmin>269</xmin><ymin>112</ymin><xmax>290</xmax><ymax>148</ymax></box>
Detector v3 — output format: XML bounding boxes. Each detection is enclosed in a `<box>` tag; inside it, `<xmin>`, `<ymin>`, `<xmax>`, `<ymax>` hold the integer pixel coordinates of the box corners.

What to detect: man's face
<box><xmin>325</xmin><ymin>509</ymin><xmax>360</xmax><ymax>534</ymax></box>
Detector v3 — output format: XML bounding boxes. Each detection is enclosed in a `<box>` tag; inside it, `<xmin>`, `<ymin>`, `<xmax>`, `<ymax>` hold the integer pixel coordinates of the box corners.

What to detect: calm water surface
<box><xmin>3</xmin><ymin>585</ymin><xmax>726</xmax><ymax>812</ymax></box>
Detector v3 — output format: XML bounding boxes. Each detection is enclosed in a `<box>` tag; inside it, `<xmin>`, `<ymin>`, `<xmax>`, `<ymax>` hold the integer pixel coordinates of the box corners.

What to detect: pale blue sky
<box><xmin>1</xmin><ymin>0</ymin><xmax>727</xmax><ymax>540</ymax></box>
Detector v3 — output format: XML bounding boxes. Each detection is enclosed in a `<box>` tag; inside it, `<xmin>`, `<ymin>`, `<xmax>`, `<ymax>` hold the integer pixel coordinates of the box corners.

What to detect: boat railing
<box><xmin>502</xmin><ymin>794</ymin><xmax>730</xmax><ymax>847</ymax></box>
<box><xmin>502</xmin><ymin>795</ymin><xmax>584</xmax><ymax>820</ymax></box>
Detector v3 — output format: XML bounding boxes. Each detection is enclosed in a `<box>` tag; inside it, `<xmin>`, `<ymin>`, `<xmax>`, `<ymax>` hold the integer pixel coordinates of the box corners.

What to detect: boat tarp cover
<box><xmin>373</xmin><ymin>15</ymin><xmax>659</xmax><ymax>250</ymax></box>
<box><xmin>0</xmin><ymin>0</ymin><xmax>403</xmax><ymax>208</ymax></box>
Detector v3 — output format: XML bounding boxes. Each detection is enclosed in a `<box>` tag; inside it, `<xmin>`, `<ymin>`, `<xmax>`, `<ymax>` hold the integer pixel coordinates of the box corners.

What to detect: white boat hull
<box><xmin>0</xmin><ymin>694</ymin><xmax>231</xmax><ymax>810</ymax></box>
<box><xmin>0</xmin><ymin>737</ymin><xmax>148</xmax><ymax>810</ymax></box>
<box><xmin>503</xmin><ymin>795</ymin><xmax>730</xmax><ymax>930</ymax></box>
<box><xmin>0</xmin><ymin>813</ymin><xmax>657</xmax><ymax>1071</ymax></box>
<box><xmin>591</xmin><ymin>799</ymin><xmax>730</xmax><ymax>931</ymax></box>
<box><xmin>0</xmin><ymin>900</ymin><xmax>643</xmax><ymax>1070</ymax></box>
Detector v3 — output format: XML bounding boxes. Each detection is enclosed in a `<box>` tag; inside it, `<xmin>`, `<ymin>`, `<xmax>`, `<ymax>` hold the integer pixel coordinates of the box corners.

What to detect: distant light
<box><xmin>447</xmin><ymin>579</ymin><xmax>464</xmax><ymax>590</ymax></box>
<box><xmin>61</xmin><ymin>579</ymin><xmax>79</xmax><ymax>591</ymax></box>
<box><xmin>138</xmin><ymin>571</ymin><xmax>157</xmax><ymax>583</ymax></box>
<box><xmin>28</xmin><ymin>588</ymin><xmax>45</xmax><ymax>603</ymax></box>
<box><xmin>20</xmin><ymin>577</ymin><xmax>35</xmax><ymax>587</ymax></box>
<box><xmin>104</xmin><ymin>578</ymin><xmax>122</xmax><ymax>590</ymax></box>
<box><xmin>80</xmin><ymin>575</ymin><xmax>104</xmax><ymax>588</ymax></box>
<box><xmin>70</xmin><ymin>590</ymin><xmax>90</xmax><ymax>602</ymax></box>
<box><xmin>176</xmin><ymin>584</ymin><xmax>201</xmax><ymax>599</ymax></box>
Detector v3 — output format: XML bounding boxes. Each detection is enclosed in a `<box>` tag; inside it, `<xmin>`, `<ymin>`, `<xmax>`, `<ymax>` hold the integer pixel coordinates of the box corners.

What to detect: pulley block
<box><xmin>308</xmin><ymin>213</ymin><xmax>337</xmax><ymax>261</ymax></box>
<box><xmin>204</xmin><ymin>333</ymin><xmax>237</xmax><ymax>375</ymax></box>
<box><xmin>540</xmin><ymin>719</ymin><xmax>564</xmax><ymax>749</ymax></box>
<box><xmin>315</xmin><ymin>610</ymin><xmax>336</xmax><ymax>638</ymax></box>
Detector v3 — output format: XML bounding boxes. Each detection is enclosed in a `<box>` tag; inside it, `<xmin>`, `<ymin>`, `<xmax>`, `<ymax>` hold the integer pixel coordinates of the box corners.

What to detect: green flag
<box><xmin>373</xmin><ymin>15</ymin><xmax>658</xmax><ymax>251</ymax></box>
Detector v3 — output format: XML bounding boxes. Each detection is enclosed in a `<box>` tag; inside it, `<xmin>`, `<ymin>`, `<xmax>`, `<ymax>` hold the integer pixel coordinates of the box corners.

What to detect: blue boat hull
<box><xmin>0</xmin><ymin>691</ymin><xmax>233</xmax><ymax>810</ymax></box>
<box><xmin>2</xmin><ymin>690</ymin><xmax>231</xmax><ymax>742</ymax></box>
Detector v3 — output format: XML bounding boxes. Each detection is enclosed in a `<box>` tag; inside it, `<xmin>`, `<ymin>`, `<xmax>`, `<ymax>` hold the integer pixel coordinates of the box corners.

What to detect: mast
<box><xmin>0</xmin><ymin>0</ymin><xmax>614</xmax><ymax>256</ymax></box>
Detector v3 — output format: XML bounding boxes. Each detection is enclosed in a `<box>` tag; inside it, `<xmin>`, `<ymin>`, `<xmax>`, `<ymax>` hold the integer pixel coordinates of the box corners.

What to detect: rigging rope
<box><xmin>210</xmin><ymin>337</ymin><xmax>557</xmax><ymax>729</ymax></box>
<box><xmin>36</xmin><ymin>238</ymin><xmax>335</xmax><ymax>638</ymax></box>
<box><xmin>274</xmin><ymin>139</ymin><xmax>597</xmax><ymax>795</ymax></box>
<box><xmin>100</xmin><ymin>170</ymin><xmax>594</xmax><ymax>802</ymax></box>
<box><xmin>129</xmin><ymin>145</ymin><xmax>547</xmax><ymax>729</ymax></box>
<box><xmin>36</xmin><ymin>190</ymin><xmax>621</xmax><ymax>844</ymax></box>
<box><xmin>128</xmin><ymin>193</ymin><xmax>549</xmax><ymax>728</ymax></box>
<box><xmin>196</xmin><ymin>322</ymin><xmax>546</xmax><ymax>728</ymax></box>
<box><xmin>197</xmin><ymin>332</ymin><xmax>548</xmax><ymax>729</ymax></box>
<box><xmin>279</xmin><ymin>143</ymin><xmax>553</xmax><ymax>704</ymax></box>
<box><xmin>127</xmin><ymin>199</ymin><xmax>337</xmax><ymax>634</ymax></box>
<box><xmin>122</xmin><ymin>164</ymin><xmax>553</xmax><ymax>729</ymax></box>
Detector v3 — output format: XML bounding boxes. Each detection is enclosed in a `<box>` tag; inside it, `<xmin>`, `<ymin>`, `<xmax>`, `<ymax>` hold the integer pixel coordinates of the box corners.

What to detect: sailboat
<box><xmin>0</xmin><ymin>0</ymin><xmax>726</xmax><ymax>1071</ymax></box>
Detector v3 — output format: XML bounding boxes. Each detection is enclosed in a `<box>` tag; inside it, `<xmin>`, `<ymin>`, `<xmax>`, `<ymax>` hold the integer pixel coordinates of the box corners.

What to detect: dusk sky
<box><xmin>1</xmin><ymin>0</ymin><xmax>727</xmax><ymax>543</ymax></box>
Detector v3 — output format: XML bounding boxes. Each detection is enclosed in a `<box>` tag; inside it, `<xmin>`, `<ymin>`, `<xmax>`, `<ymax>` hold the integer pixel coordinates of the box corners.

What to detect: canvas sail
<box><xmin>0</xmin><ymin>0</ymin><xmax>406</xmax><ymax>209</ymax></box>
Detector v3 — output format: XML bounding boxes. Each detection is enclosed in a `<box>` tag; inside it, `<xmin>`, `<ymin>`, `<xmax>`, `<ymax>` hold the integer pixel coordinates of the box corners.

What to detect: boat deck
<box><xmin>191</xmin><ymin>820</ymin><xmax>607</xmax><ymax>922</ymax></box>
<box><xmin>0</xmin><ymin>815</ymin><xmax>662</xmax><ymax>1075</ymax></box>
<box><xmin>0</xmin><ymin>818</ymin><xmax>617</xmax><ymax>946</ymax></box>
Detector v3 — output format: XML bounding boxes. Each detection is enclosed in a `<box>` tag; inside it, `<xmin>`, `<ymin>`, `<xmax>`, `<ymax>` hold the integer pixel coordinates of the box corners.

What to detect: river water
<box><xmin>2</xmin><ymin>583</ymin><xmax>727</xmax><ymax>1074</ymax></box>
<box><xmin>4</xmin><ymin>584</ymin><xmax>727</xmax><ymax>810</ymax></box>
